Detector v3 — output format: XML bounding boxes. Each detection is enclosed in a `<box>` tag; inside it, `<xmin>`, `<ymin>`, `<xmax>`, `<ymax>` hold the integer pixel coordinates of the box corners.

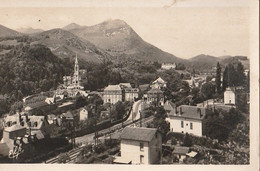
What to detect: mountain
<box><xmin>0</xmin><ymin>24</ymin><xmax>22</xmax><ymax>37</ymax></box>
<box><xmin>189</xmin><ymin>54</ymin><xmax>221</xmax><ymax>64</ymax></box>
<box><xmin>33</xmin><ymin>28</ymin><xmax>111</xmax><ymax>63</ymax></box>
<box><xmin>69</xmin><ymin>19</ymin><xmax>185</xmax><ymax>63</ymax></box>
<box><xmin>188</xmin><ymin>54</ymin><xmax>249</xmax><ymax>72</ymax></box>
<box><xmin>63</xmin><ymin>23</ymin><xmax>82</xmax><ymax>31</ymax></box>
<box><xmin>17</xmin><ymin>27</ymin><xmax>44</xmax><ymax>35</ymax></box>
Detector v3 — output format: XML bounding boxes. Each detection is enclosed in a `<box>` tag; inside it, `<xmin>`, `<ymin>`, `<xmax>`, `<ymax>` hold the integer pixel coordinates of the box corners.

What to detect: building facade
<box><xmin>165</xmin><ymin>103</ymin><xmax>207</xmax><ymax>137</ymax></box>
<box><xmin>145</xmin><ymin>88</ymin><xmax>164</xmax><ymax>106</ymax></box>
<box><xmin>79</xmin><ymin>107</ymin><xmax>89</xmax><ymax>121</ymax></box>
<box><xmin>161</xmin><ymin>63</ymin><xmax>176</xmax><ymax>70</ymax></box>
<box><xmin>103</xmin><ymin>85</ymin><xmax>123</xmax><ymax>104</ymax></box>
<box><xmin>56</xmin><ymin>55</ymin><xmax>86</xmax><ymax>98</ymax></box>
<box><xmin>150</xmin><ymin>77</ymin><xmax>167</xmax><ymax>90</ymax></box>
<box><xmin>114</xmin><ymin>127</ymin><xmax>162</xmax><ymax>164</ymax></box>
<box><xmin>224</xmin><ymin>87</ymin><xmax>236</xmax><ymax>105</ymax></box>
<box><xmin>125</xmin><ymin>88</ymin><xmax>139</xmax><ymax>102</ymax></box>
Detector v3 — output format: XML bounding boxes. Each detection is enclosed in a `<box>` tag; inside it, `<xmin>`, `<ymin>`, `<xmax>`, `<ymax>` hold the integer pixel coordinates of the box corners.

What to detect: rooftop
<box><xmin>153</xmin><ymin>77</ymin><xmax>166</xmax><ymax>84</ymax></box>
<box><xmin>104</xmin><ymin>85</ymin><xmax>122</xmax><ymax>91</ymax></box>
<box><xmin>4</xmin><ymin>114</ymin><xmax>46</xmax><ymax>130</ymax></box>
<box><xmin>147</xmin><ymin>88</ymin><xmax>163</xmax><ymax>94</ymax></box>
<box><xmin>120</xmin><ymin>127</ymin><xmax>159</xmax><ymax>142</ymax></box>
<box><xmin>4</xmin><ymin>124</ymin><xmax>26</xmax><ymax>132</ymax></box>
<box><xmin>170</xmin><ymin>105</ymin><xmax>207</xmax><ymax>120</ymax></box>
<box><xmin>173</xmin><ymin>146</ymin><xmax>190</xmax><ymax>155</ymax></box>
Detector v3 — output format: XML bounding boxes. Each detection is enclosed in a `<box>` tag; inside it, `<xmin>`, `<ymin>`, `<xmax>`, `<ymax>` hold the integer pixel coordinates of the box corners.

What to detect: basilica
<box><xmin>56</xmin><ymin>56</ymin><xmax>87</xmax><ymax>98</ymax></box>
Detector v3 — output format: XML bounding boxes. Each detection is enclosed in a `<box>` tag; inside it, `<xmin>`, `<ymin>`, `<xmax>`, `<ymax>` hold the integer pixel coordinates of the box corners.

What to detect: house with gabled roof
<box><xmin>114</xmin><ymin>127</ymin><xmax>162</xmax><ymax>165</ymax></box>
<box><xmin>165</xmin><ymin>103</ymin><xmax>208</xmax><ymax>137</ymax></box>
<box><xmin>150</xmin><ymin>77</ymin><xmax>167</xmax><ymax>90</ymax></box>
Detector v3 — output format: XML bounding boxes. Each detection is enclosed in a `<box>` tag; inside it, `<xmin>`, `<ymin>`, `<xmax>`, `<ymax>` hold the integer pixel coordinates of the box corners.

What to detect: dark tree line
<box><xmin>0</xmin><ymin>41</ymin><xmax>72</xmax><ymax>116</ymax></box>
<box><xmin>221</xmin><ymin>62</ymin><xmax>246</xmax><ymax>92</ymax></box>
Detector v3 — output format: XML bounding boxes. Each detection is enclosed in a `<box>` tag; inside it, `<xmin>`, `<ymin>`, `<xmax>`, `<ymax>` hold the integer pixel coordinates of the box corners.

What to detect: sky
<box><xmin>0</xmin><ymin>0</ymin><xmax>255</xmax><ymax>59</ymax></box>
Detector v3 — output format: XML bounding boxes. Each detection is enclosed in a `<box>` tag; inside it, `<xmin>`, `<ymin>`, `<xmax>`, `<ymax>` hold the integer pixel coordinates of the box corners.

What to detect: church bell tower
<box><xmin>73</xmin><ymin>55</ymin><xmax>80</xmax><ymax>86</ymax></box>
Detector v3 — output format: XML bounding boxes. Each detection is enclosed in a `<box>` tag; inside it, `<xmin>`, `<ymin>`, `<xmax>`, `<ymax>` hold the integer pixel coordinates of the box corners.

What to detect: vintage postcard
<box><xmin>0</xmin><ymin>0</ymin><xmax>258</xmax><ymax>171</ymax></box>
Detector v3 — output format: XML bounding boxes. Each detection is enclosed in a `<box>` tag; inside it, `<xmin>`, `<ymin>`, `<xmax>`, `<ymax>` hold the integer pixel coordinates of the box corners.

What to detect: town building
<box><xmin>125</xmin><ymin>87</ymin><xmax>139</xmax><ymax>102</ymax></box>
<box><xmin>145</xmin><ymin>88</ymin><xmax>164</xmax><ymax>106</ymax></box>
<box><xmin>0</xmin><ymin>124</ymin><xmax>37</xmax><ymax>160</ymax></box>
<box><xmin>56</xmin><ymin>55</ymin><xmax>87</xmax><ymax>98</ymax></box>
<box><xmin>3</xmin><ymin>113</ymin><xmax>51</xmax><ymax>140</ymax></box>
<box><xmin>224</xmin><ymin>87</ymin><xmax>236</xmax><ymax>105</ymax></box>
<box><xmin>103</xmin><ymin>85</ymin><xmax>124</xmax><ymax>104</ymax></box>
<box><xmin>161</xmin><ymin>63</ymin><xmax>176</xmax><ymax>70</ymax></box>
<box><xmin>150</xmin><ymin>77</ymin><xmax>167</xmax><ymax>90</ymax></box>
<box><xmin>172</xmin><ymin>146</ymin><xmax>190</xmax><ymax>162</ymax></box>
<box><xmin>79</xmin><ymin>107</ymin><xmax>89</xmax><ymax>121</ymax></box>
<box><xmin>114</xmin><ymin>127</ymin><xmax>162</xmax><ymax>164</ymax></box>
<box><xmin>164</xmin><ymin>102</ymin><xmax>208</xmax><ymax>137</ymax></box>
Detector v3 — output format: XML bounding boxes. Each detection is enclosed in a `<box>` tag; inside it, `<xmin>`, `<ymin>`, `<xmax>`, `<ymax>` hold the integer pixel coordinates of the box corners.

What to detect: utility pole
<box><xmin>139</xmin><ymin>110</ymin><xmax>142</xmax><ymax>127</ymax></box>
<box><xmin>109</xmin><ymin>99</ymin><xmax>112</xmax><ymax>141</ymax></box>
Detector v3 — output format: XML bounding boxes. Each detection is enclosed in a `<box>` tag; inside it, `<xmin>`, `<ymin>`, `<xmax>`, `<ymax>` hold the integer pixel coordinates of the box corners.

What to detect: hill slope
<box><xmin>69</xmin><ymin>19</ymin><xmax>185</xmax><ymax>63</ymax></box>
<box><xmin>17</xmin><ymin>27</ymin><xmax>44</xmax><ymax>35</ymax></box>
<box><xmin>188</xmin><ymin>54</ymin><xmax>249</xmax><ymax>72</ymax></box>
<box><xmin>63</xmin><ymin>23</ymin><xmax>82</xmax><ymax>31</ymax></box>
<box><xmin>0</xmin><ymin>25</ymin><xmax>22</xmax><ymax>37</ymax></box>
<box><xmin>33</xmin><ymin>29</ymin><xmax>111</xmax><ymax>63</ymax></box>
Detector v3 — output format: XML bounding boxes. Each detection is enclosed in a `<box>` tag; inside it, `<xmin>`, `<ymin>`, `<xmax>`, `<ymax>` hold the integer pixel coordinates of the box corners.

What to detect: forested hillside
<box><xmin>0</xmin><ymin>36</ymin><xmax>72</xmax><ymax>115</ymax></box>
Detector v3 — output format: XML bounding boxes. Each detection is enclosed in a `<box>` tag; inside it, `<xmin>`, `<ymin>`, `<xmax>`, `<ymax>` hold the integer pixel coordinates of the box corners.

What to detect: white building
<box><xmin>79</xmin><ymin>107</ymin><xmax>89</xmax><ymax>121</ymax></box>
<box><xmin>125</xmin><ymin>88</ymin><xmax>139</xmax><ymax>102</ymax></box>
<box><xmin>145</xmin><ymin>88</ymin><xmax>164</xmax><ymax>106</ymax></box>
<box><xmin>224</xmin><ymin>87</ymin><xmax>236</xmax><ymax>105</ymax></box>
<box><xmin>103</xmin><ymin>85</ymin><xmax>123</xmax><ymax>104</ymax></box>
<box><xmin>164</xmin><ymin>102</ymin><xmax>207</xmax><ymax>137</ymax></box>
<box><xmin>161</xmin><ymin>63</ymin><xmax>176</xmax><ymax>70</ymax></box>
<box><xmin>150</xmin><ymin>77</ymin><xmax>167</xmax><ymax>90</ymax></box>
<box><xmin>114</xmin><ymin>127</ymin><xmax>162</xmax><ymax>164</ymax></box>
<box><xmin>56</xmin><ymin>55</ymin><xmax>85</xmax><ymax>98</ymax></box>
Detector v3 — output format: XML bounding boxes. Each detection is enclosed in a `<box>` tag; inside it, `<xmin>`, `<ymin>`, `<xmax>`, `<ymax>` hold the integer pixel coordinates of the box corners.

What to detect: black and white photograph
<box><xmin>0</xmin><ymin>0</ymin><xmax>258</xmax><ymax>170</ymax></box>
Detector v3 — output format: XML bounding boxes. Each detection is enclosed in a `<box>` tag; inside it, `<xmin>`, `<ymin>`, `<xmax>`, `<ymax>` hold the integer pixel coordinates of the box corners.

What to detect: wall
<box><xmin>167</xmin><ymin>117</ymin><xmax>203</xmax><ymax>137</ymax></box>
<box><xmin>125</xmin><ymin>92</ymin><xmax>138</xmax><ymax>102</ymax></box>
<box><xmin>120</xmin><ymin>139</ymin><xmax>149</xmax><ymax>164</ymax></box>
<box><xmin>148</xmin><ymin>133</ymin><xmax>162</xmax><ymax>164</ymax></box>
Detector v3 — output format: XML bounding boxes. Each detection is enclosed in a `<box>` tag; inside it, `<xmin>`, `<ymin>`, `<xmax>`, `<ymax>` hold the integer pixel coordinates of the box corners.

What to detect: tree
<box><xmin>183</xmin><ymin>133</ymin><xmax>193</xmax><ymax>147</ymax></box>
<box><xmin>215</xmin><ymin>62</ymin><xmax>222</xmax><ymax>95</ymax></box>
<box><xmin>147</xmin><ymin>107</ymin><xmax>170</xmax><ymax>141</ymax></box>
<box><xmin>235</xmin><ymin>62</ymin><xmax>246</xmax><ymax>86</ymax></box>
<box><xmin>201</xmin><ymin>82</ymin><xmax>215</xmax><ymax>100</ymax></box>
<box><xmin>222</xmin><ymin>66</ymin><xmax>229</xmax><ymax>92</ymax></box>
<box><xmin>74</xmin><ymin>96</ymin><xmax>87</xmax><ymax>109</ymax></box>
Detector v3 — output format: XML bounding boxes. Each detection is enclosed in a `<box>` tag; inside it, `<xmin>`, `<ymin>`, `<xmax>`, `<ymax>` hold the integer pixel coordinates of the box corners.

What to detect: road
<box><xmin>127</xmin><ymin>100</ymin><xmax>144</xmax><ymax>122</ymax></box>
<box><xmin>44</xmin><ymin>101</ymin><xmax>154</xmax><ymax>164</ymax></box>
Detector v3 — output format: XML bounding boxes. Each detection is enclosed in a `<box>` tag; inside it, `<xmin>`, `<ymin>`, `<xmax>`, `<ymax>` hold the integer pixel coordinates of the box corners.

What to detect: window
<box><xmin>140</xmin><ymin>143</ymin><xmax>144</xmax><ymax>151</ymax></box>
<box><xmin>190</xmin><ymin>122</ymin><xmax>193</xmax><ymax>130</ymax></box>
<box><xmin>140</xmin><ymin>155</ymin><xmax>144</xmax><ymax>164</ymax></box>
<box><xmin>181</xmin><ymin>121</ymin><xmax>184</xmax><ymax>128</ymax></box>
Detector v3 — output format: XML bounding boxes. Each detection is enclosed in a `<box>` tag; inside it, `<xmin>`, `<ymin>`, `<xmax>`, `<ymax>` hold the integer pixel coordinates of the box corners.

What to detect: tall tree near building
<box><xmin>235</xmin><ymin>62</ymin><xmax>246</xmax><ymax>86</ymax></box>
<box><xmin>215</xmin><ymin>62</ymin><xmax>222</xmax><ymax>95</ymax></box>
<box><xmin>222</xmin><ymin>66</ymin><xmax>228</xmax><ymax>92</ymax></box>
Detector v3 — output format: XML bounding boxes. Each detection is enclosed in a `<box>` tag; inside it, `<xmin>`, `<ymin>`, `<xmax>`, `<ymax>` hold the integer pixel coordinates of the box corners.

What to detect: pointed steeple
<box><xmin>75</xmin><ymin>53</ymin><xmax>78</xmax><ymax>65</ymax></box>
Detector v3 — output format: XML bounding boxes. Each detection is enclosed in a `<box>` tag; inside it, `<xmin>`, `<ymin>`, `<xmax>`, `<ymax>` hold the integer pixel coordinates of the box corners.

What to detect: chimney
<box><xmin>175</xmin><ymin>106</ymin><xmax>178</xmax><ymax>115</ymax></box>
<box><xmin>197</xmin><ymin>108</ymin><xmax>203</xmax><ymax>118</ymax></box>
<box><xmin>179</xmin><ymin>107</ymin><xmax>182</xmax><ymax>115</ymax></box>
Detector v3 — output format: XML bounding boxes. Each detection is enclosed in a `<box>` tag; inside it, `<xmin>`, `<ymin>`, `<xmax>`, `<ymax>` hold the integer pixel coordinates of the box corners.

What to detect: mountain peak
<box><xmin>97</xmin><ymin>19</ymin><xmax>130</xmax><ymax>29</ymax></box>
<box><xmin>63</xmin><ymin>23</ymin><xmax>82</xmax><ymax>31</ymax></box>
